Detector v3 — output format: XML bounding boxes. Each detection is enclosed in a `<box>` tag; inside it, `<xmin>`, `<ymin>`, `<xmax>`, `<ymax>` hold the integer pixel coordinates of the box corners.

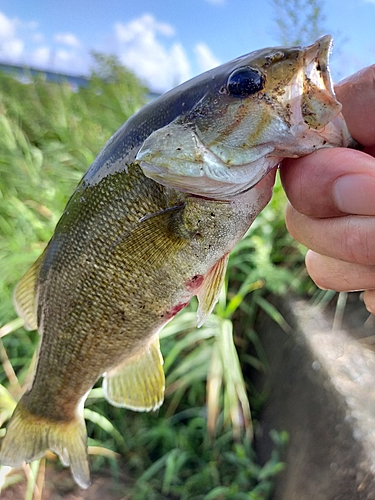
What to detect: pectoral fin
<box><xmin>115</xmin><ymin>205</ymin><xmax>186</xmax><ymax>268</ymax></box>
<box><xmin>13</xmin><ymin>255</ymin><xmax>44</xmax><ymax>331</ymax></box>
<box><xmin>197</xmin><ymin>253</ymin><xmax>229</xmax><ymax>327</ymax></box>
<box><xmin>103</xmin><ymin>338</ymin><xmax>165</xmax><ymax>411</ymax></box>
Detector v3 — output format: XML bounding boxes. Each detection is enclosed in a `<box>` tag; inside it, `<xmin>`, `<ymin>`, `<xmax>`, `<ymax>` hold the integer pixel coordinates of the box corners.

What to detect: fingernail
<box><xmin>333</xmin><ymin>174</ymin><xmax>375</xmax><ymax>215</ymax></box>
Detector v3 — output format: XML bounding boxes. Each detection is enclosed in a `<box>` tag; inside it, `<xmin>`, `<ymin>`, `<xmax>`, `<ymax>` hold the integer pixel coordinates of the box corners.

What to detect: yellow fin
<box><xmin>197</xmin><ymin>253</ymin><xmax>229</xmax><ymax>328</ymax></box>
<box><xmin>0</xmin><ymin>397</ymin><xmax>90</xmax><ymax>489</ymax></box>
<box><xmin>103</xmin><ymin>337</ymin><xmax>165</xmax><ymax>412</ymax></box>
<box><xmin>13</xmin><ymin>255</ymin><xmax>43</xmax><ymax>331</ymax></box>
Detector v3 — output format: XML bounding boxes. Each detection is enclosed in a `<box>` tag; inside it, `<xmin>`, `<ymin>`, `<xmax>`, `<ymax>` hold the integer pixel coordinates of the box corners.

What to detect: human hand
<box><xmin>280</xmin><ymin>65</ymin><xmax>375</xmax><ymax>314</ymax></box>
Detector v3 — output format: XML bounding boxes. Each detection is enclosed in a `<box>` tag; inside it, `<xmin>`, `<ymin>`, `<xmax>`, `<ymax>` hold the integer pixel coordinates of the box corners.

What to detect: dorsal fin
<box><xmin>13</xmin><ymin>255</ymin><xmax>43</xmax><ymax>331</ymax></box>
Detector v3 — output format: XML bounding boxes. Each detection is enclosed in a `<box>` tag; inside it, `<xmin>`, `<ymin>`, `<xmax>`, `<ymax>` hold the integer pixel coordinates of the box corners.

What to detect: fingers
<box><xmin>334</xmin><ymin>65</ymin><xmax>375</xmax><ymax>147</ymax></box>
<box><xmin>305</xmin><ymin>251</ymin><xmax>375</xmax><ymax>292</ymax></box>
<box><xmin>280</xmin><ymin>148</ymin><xmax>375</xmax><ymax>218</ymax></box>
<box><xmin>306</xmin><ymin>251</ymin><xmax>375</xmax><ymax>315</ymax></box>
<box><xmin>279</xmin><ymin>66</ymin><xmax>375</xmax><ymax>309</ymax></box>
<box><xmin>280</xmin><ymin>64</ymin><xmax>375</xmax><ymax>262</ymax></box>
<box><xmin>285</xmin><ymin>208</ymin><xmax>375</xmax><ymax>266</ymax></box>
<box><xmin>364</xmin><ymin>290</ymin><xmax>375</xmax><ymax>315</ymax></box>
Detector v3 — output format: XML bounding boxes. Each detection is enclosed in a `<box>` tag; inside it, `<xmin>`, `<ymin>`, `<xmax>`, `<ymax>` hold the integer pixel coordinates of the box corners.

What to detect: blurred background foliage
<box><xmin>0</xmin><ymin>49</ymin><xmax>311</xmax><ymax>498</ymax></box>
<box><xmin>271</xmin><ymin>0</ymin><xmax>325</xmax><ymax>45</ymax></box>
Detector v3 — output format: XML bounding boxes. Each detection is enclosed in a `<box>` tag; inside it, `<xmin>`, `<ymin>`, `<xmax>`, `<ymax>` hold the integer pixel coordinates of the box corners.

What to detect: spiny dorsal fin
<box><xmin>13</xmin><ymin>255</ymin><xmax>43</xmax><ymax>331</ymax></box>
<box><xmin>197</xmin><ymin>253</ymin><xmax>229</xmax><ymax>328</ymax></box>
<box><xmin>103</xmin><ymin>337</ymin><xmax>165</xmax><ymax>412</ymax></box>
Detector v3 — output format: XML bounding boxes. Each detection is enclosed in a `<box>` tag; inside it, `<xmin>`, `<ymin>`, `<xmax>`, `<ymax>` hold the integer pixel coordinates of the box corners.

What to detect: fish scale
<box><xmin>0</xmin><ymin>35</ymin><xmax>352</xmax><ymax>488</ymax></box>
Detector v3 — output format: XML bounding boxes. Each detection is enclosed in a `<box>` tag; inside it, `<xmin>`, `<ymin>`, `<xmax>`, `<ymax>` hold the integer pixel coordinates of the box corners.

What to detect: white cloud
<box><xmin>1</xmin><ymin>38</ymin><xmax>24</xmax><ymax>59</ymax></box>
<box><xmin>170</xmin><ymin>43</ymin><xmax>191</xmax><ymax>85</ymax></box>
<box><xmin>115</xmin><ymin>14</ymin><xmax>175</xmax><ymax>43</ymax></box>
<box><xmin>114</xmin><ymin>14</ymin><xmax>191</xmax><ymax>91</ymax></box>
<box><xmin>205</xmin><ymin>0</ymin><xmax>225</xmax><ymax>4</ymax></box>
<box><xmin>0</xmin><ymin>11</ymin><xmax>16</xmax><ymax>39</ymax></box>
<box><xmin>56</xmin><ymin>48</ymin><xmax>73</xmax><ymax>63</ymax></box>
<box><xmin>30</xmin><ymin>45</ymin><xmax>90</xmax><ymax>75</ymax></box>
<box><xmin>0</xmin><ymin>9</ymin><xmax>219</xmax><ymax>89</ymax></box>
<box><xmin>0</xmin><ymin>11</ymin><xmax>25</xmax><ymax>60</ymax></box>
<box><xmin>194</xmin><ymin>42</ymin><xmax>220</xmax><ymax>73</ymax></box>
<box><xmin>30</xmin><ymin>45</ymin><xmax>51</xmax><ymax>67</ymax></box>
<box><xmin>54</xmin><ymin>32</ymin><xmax>81</xmax><ymax>48</ymax></box>
<box><xmin>0</xmin><ymin>10</ymin><xmax>86</xmax><ymax>74</ymax></box>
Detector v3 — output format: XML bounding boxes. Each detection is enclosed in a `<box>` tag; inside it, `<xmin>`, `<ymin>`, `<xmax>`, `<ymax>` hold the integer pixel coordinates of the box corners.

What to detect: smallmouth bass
<box><xmin>0</xmin><ymin>35</ymin><xmax>351</xmax><ymax>488</ymax></box>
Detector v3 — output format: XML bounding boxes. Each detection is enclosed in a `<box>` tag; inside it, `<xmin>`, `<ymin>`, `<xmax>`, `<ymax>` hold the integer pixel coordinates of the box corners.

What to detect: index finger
<box><xmin>280</xmin><ymin>148</ymin><xmax>375</xmax><ymax>218</ymax></box>
<box><xmin>335</xmin><ymin>65</ymin><xmax>375</xmax><ymax>147</ymax></box>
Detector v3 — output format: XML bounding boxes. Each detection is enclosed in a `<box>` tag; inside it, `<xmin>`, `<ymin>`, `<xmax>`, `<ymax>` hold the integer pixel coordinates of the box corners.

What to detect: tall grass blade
<box><xmin>332</xmin><ymin>291</ymin><xmax>348</xmax><ymax>331</ymax></box>
<box><xmin>84</xmin><ymin>408</ymin><xmax>125</xmax><ymax>450</ymax></box>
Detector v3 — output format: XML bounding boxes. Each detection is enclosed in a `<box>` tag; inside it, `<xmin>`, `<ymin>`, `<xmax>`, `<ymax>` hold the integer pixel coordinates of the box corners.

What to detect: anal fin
<box><xmin>197</xmin><ymin>253</ymin><xmax>229</xmax><ymax>327</ymax></box>
<box><xmin>13</xmin><ymin>254</ymin><xmax>44</xmax><ymax>331</ymax></box>
<box><xmin>103</xmin><ymin>337</ymin><xmax>165</xmax><ymax>412</ymax></box>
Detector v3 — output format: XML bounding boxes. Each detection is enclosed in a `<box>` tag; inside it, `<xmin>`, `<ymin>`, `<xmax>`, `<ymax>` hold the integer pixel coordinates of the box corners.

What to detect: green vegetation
<box><xmin>271</xmin><ymin>0</ymin><xmax>326</xmax><ymax>46</ymax></box>
<box><xmin>0</xmin><ymin>56</ymin><xmax>304</xmax><ymax>498</ymax></box>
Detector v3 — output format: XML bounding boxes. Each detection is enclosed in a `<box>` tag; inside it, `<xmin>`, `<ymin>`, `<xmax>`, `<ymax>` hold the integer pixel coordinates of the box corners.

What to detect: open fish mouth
<box><xmin>281</xmin><ymin>35</ymin><xmax>343</xmax><ymax>133</ymax></box>
<box><xmin>305</xmin><ymin>34</ymin><xmax>334</xmax><ymax>95</ymax></box>
<box><xmin>293</xmin><ymin>36</ymin><xmax>354</xmax><ymax>154</ymax></box>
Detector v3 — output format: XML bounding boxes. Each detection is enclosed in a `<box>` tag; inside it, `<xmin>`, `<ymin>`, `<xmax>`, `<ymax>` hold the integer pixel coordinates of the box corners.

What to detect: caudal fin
<box><xmin>0</xmin><ymin>399</ymin><xmax>90</xmax><ymax>489</ymax></box>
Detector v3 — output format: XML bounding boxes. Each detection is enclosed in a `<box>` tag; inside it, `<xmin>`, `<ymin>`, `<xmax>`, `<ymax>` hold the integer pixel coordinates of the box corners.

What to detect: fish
<box><xmin>0</xmin><ymin>35</ymin><xmax>351</xmax><ymax>489</ymax></box>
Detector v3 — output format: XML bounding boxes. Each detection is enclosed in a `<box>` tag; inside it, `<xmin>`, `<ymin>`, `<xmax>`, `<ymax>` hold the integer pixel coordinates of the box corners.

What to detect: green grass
<box><xmin>0</xmin><ymin>56</ymin><xmax>305</xmax><ymax>498</ymax></box>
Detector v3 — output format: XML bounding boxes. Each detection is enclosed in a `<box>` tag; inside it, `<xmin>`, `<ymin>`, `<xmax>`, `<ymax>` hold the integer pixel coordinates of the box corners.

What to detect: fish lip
<box><xmin>304</xmin><ymin>34</ymin><xmax>335</xmax><ymax>94</ymax></box>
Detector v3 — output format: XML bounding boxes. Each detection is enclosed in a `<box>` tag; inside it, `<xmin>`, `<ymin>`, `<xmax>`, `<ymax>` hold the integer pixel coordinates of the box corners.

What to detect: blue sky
<box><xmin>0</xmin><ymin>0</ymin><xmax>374</xmax><ymax>92</ymax></box>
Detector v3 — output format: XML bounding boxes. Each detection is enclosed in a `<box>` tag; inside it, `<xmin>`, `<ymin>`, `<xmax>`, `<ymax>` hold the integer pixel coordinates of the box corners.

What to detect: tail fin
<box><xmin>0</xmin><ymin>400</ymin><xmax>90</xmax><ymax>489</ymax></box>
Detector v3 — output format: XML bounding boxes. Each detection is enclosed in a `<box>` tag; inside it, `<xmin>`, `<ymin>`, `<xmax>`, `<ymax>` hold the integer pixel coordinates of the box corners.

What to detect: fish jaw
<box><xmin>137</xmin><ymin>35</ymin><xmax>351</xmax><ymax>199</ymax></box>
<box><xmin>275</xmin><ymin>35</ymin><xmax>352</xmax><ymax>153</ymax></box>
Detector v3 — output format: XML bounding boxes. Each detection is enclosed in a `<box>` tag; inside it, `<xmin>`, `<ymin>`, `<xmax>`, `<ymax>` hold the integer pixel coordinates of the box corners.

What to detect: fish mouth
<box><xmin>302</xmin><ymin>36</ymin><xmax>353</xmax><ymax>146</ymax></box>
<box><xmin>280</xmin><ymin>35</ymin><xmax>343</xmax><ymax>133</ymax></box>
<box><xmin>303</xmin><ymin>34</ymin><xmax>335</xmax><ymax>96</ymax></box>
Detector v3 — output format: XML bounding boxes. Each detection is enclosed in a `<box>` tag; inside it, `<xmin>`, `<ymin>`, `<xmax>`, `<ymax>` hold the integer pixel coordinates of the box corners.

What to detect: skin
<box><xmin>279</xmin><ymin>65</ymin><xmax>375</xmax><ymax>313</ymax></box>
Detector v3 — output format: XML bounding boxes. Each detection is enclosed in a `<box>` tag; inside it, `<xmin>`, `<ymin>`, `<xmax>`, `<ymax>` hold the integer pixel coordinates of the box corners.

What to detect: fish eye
<box><xmin>226</xmin><ymin>67</ymin><xmax>264</xmax><ymax>97</ymax></box>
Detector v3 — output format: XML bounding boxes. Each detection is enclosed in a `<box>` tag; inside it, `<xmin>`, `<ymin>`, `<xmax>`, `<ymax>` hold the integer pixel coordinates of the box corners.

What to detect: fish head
<box><xmin>137</xmin><ymin>35</ymin><xmax>351</xmax><ymax>199</ymax></box>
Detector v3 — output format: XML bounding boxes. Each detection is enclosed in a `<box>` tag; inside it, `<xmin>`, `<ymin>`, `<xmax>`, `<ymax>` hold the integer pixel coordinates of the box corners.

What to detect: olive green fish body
<box><xmin>27</xmin><ymin>164</ymin><xmax>265</xmax><ymax>418</ymax></box>
<box><xmin>0</xmin><ymin>36</ymin><xmax>352</xmax><ymax>488</ymax></box>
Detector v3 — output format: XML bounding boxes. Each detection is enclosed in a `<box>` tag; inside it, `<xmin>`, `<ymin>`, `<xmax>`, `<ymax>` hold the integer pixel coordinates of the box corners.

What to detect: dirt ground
<box><xmin>1</xmin><ymin>465</ymin><xmax>131</xmax><ymax>500</ymax></box>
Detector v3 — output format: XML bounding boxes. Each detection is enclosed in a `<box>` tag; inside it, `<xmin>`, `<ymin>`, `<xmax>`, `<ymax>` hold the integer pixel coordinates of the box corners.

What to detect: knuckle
<box><xmin>305</xmin><ymin>251</ymin><xmax>331</xmax><ymax>290</ymax></box>
<box><xmin>341</xmin><ymin>218</ymin><xmax>375</xmax><ymax>266</ymax></box>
